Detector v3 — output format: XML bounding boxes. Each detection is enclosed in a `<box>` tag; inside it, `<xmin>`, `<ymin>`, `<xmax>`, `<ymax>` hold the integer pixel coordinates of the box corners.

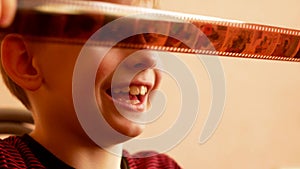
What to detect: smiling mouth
<box><xmin>106</xmin><ymin>85</ymin><xmax>149</xmax><ymax>111</ymax></box>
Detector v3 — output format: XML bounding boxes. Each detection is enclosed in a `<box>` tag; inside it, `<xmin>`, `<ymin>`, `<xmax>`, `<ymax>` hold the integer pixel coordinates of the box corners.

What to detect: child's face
<box><xmin>31</xmin><ymin>41</ymin><xmax>161</xmax><ymax>137</ymax></box>
<box><xmin>0</xmin><ymin>0</ymin><xmax>162</xmax><ymax>143</ymax></box>
<box><xmin>95</xmin><ymin>48</ymin><xmax>161</xmax><ymax>137</ymax></box>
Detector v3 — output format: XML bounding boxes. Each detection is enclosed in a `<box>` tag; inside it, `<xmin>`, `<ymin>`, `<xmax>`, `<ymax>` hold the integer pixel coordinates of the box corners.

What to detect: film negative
<box><xmin>0</xmin><ymin>0</ymin><xmax>299</xmax><ymax>62</ymax></box>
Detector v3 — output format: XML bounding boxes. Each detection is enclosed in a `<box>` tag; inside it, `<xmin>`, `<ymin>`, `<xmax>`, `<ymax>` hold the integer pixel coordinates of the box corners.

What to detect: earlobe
<box><xmin>1</xmin><ymin>34</ymin><xmax>42</xmax><ymax>91</ymax></box>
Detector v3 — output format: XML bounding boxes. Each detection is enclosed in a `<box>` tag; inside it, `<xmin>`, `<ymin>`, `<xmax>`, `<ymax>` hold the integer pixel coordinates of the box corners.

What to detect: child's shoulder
<box><xmin>0</xmin><ymin>135</ymin><xmax>25</xmax><ymax>152</ymax></box>
<box><xmin>0</xmin><ymin>135</ymin><xmax>44</xmax><ymax>168</ymax></box>
<box><xmin>124</xmin><ymin>150</ymin><xmax>182</xmax><ymax>169</ymax></box>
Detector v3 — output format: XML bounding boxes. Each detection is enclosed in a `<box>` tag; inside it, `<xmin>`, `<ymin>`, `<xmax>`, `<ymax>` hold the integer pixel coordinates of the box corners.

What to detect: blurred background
<box><xmin>157</xmin><ymin>0</ymin><xmax>300</xmax><ymax>168</ymax></box>
<box><xmin>1</xmin><ymin>0</ymin><xmax>300</xmax><ymax>168</ymax></box>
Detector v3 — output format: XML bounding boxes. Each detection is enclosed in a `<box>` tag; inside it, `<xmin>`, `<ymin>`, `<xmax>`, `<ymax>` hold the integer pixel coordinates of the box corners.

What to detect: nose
<box><xmin>123</xmin><ymin>50</ymin><xmax>159</xmax><ymax>71</ymax></box>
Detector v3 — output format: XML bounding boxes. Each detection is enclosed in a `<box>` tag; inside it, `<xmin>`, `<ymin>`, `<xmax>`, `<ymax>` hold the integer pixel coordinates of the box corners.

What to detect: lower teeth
<box><xmin>116</xmin><ymin>98</ymin><xmax>140</xmax><ymax>105</ymax></box>
<box><xmin>127</xmin><ymin>100</ymin><xmax>140</xmax><ymax>105</ymax></box>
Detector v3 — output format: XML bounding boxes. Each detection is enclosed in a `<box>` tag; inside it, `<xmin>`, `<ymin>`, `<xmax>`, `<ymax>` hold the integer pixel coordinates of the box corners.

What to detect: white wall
<box><xmin>150</xmin><ymin>55</ymin><xmax>300</xmax><ymax>169</ymax></box>
<box><xmin>160</xmin><ymin>0</ymin><xmax>300</xmax><ymax>30</ymax></box>
<box><xmin>0</xmin><ymin>82</ymin><xmax>24</xmax><ymax>109</ymax></box>
<box><xmin>153</xmin><ymin>0</ymin><xmax>300</xmax><ymax>168</ymax></box>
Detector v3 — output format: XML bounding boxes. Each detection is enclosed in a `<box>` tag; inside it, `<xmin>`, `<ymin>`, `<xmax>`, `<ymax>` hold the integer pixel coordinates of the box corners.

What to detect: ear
<box><xmin>1</xmin><ymin>34</ymin><xmax>42</xmax><ymax>91</ymax></box>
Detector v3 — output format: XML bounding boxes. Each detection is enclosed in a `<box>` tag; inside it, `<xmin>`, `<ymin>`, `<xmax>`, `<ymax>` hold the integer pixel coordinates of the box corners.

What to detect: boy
<box><xmin>0</xmin><ymin>0</ymin><xmax>181</xmax><ymax>168</ymax></box>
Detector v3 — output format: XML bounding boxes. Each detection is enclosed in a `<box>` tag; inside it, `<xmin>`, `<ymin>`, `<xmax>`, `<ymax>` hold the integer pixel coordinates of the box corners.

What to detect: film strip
<box><xmin>0</xmin><ymin>0</ymin><xmax>299</xmax><ymax>62</ymax></box>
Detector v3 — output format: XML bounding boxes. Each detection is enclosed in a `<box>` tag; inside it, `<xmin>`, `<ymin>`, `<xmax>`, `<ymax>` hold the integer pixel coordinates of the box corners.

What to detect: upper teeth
<box><xmin>112</xmin><ymin>85</ymin><xmax>148</xmax><ymax>96</ymax></box>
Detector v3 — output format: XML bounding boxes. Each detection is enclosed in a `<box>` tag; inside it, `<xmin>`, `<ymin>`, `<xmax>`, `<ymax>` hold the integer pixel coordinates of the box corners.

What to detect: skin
<box><xmin>1</xmin><ymin>0</ymin><xmax>162</xmax><ymax>168</ymax></box>
<box><xmin>0</xmin><ymin>0</ymin><xmax>16</xmax><ymax>27</ymax></box>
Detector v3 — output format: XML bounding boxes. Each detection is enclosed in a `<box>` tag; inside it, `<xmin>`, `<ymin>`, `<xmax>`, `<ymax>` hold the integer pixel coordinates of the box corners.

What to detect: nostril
<box><xmin>124</xmin><ymin>50</ymin><xmax>158</xmax><ymax>70</ymax></box>
<box><xmin>133</xmin><ymin>61</ymin><xmax>157</xmax><ymax>70</ymax></box>
<box><xmin>134</xmin><ymin>63</ymin><xmax>145</xmax><ymax>69</ymax></box>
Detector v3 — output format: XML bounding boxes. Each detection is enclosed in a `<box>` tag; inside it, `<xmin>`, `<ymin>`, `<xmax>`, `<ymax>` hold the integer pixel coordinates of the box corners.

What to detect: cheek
<box><xmin>96</xmin><ymin>66</ymin><xmax>113</xmax><ymax>80</ymax></box>
<box><xmin>96</xmin><ymin>55</ymin><xmax>120</xmax><ymax>81</ymax></box>
<box><xmin>47</xmin><ymin>59</ymin><xmax>74</xmax><ymax>86</ymax></box>
<box><xmin>37</xmin><ymin>45</ymin><xmax>80</xmax><ymax>92</ymax></box>
<box><xmin>154</xmin><ymin>69</ymin><xmax>162</xmax><ymax>88</ymax></box>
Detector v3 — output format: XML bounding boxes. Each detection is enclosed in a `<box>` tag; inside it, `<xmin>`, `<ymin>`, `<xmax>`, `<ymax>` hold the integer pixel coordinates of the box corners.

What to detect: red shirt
<box><xmin>0</xmin><ymin>135</ymin><xmax>182</xmax><ymax>169</ymax></box>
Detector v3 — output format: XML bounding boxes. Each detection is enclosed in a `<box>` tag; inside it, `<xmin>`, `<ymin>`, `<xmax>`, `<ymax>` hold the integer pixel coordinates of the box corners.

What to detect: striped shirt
<box><xmin>0</xmin><ymin>135</ymin><xmax>182</xmax><ymax>169</ymax></box>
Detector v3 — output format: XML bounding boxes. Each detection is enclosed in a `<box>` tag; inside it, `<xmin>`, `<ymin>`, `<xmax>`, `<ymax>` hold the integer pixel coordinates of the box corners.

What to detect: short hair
<box><xmin>0</xmin><ymin>0</ymin><xmax>160</xmax><ymax>110</ymax></box>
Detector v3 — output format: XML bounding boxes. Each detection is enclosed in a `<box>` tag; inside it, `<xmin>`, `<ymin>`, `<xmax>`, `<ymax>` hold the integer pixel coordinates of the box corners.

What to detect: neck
<box><xmin>30</xmin><ymin>125</ymin><xmax>123</xmax><ymax>169</ymax></box>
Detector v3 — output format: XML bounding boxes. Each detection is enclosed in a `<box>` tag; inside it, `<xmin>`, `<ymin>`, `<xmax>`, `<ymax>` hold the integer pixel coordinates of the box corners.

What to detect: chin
<box><xmin>113</xmin><ymin>118</ymin><xmax>146</xmax><ymax>138</ymax></box>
